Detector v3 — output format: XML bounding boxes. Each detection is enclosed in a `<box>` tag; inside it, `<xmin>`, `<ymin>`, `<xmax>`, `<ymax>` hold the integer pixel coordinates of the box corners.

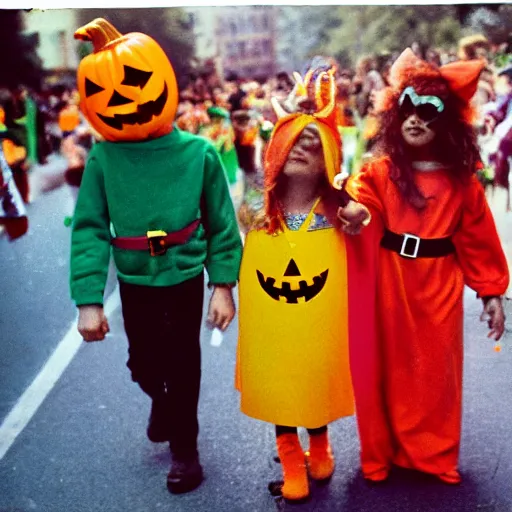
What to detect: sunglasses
<box><xmin>398</xmin><ymin>86</ymin><xmax>445</xmax><ymax>125</ymax></box>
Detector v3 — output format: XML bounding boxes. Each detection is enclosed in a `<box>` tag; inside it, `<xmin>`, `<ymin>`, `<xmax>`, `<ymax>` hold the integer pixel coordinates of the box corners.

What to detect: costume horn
<box><xmin>270</xmin><ymin>96</ymin><xmax>288</xmax><ymax>119</ymax></box>
<box><xmin>388</xmin><ymin>48</ymin><xmax>426</xmax><ymax>88</ymax></box>
<box><xmin>271</xmin><ymin>71</ymin><xmax>310</xmax><ymax>119</ymax></box>
<box><xmin>439</xmin><ymin>60</ymin><xmax>485</xmax><ymax>103</ymax></box>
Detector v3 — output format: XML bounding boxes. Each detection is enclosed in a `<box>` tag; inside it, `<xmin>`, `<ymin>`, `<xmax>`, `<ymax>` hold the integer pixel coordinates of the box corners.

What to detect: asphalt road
<box><xmin>0</xmin><ymin>156</ymin><xmax>511</xmax><ymax>512</ymax></box>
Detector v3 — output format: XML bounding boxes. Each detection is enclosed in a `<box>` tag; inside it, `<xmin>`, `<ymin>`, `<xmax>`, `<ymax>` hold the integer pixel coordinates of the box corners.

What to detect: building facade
<box><xmin>22</xmin><ymin>9</ymin><xmax>79</xmax><ymax>72</ymax></box>
<box><xmin>24</xmin><ymin>7</ymin><xmax>278</xmax><ymax>82</ymax></box>
<box><xmin>186</xmin><ymin>6</ymin><xmax>277</xmax><ymax>81</ymax></box>
<box><xmin>216</xmin><ymin>6</ymin><xmax>277</xmax><ymax>80</ymax></box>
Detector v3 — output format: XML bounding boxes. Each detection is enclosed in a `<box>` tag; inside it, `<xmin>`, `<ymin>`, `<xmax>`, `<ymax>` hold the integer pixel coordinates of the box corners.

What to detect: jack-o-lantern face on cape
<box><xmin>75</xmin><ymin>18</ymin><xmax>178</xmax><ymax>142</ymax></box>
<box><xmin>257</xmin><ymin>258</ymin><xmax>329</xmax><ymax>303</ymax></box>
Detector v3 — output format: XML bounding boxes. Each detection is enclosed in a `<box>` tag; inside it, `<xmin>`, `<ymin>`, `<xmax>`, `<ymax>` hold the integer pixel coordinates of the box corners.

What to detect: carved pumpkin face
<box><xmin>257</xmin><ymin>258</ymin><xmax>329</xmax><ymax>304</ymax></box>
<box><xmin>75</xmin><ymin>18</ymin><xmax>178</xmax><ymax>142</ymax></box>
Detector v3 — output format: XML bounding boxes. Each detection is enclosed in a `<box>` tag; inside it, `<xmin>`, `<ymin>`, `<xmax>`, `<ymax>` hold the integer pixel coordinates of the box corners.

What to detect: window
<box><xmin>251</xmin><ymin>40</ymin><xmax>262</xmax><ymax>57</ymax></box>
<box><xmin>238</xmin><ymin>41</ymin><xmax>246</xmax><ymax>58</ymax></box>
<box><xmin>226</xmin><ymin>42</ymin><xmax>237</xmax><ymax>58</ymax></box>
<box><xmin>58</xmin><ymin>30</ymin><xmax>68</xmax><ymax>68</ymax></box>
<box><xmin>187</xmin><ymin>12</ymin><xmax>195</xmax><ymax>29</ymax></box>
<box><xmin>250</xmin><ymin>15</ymin><xmax>257</xmax><ymax>32</ymax></box>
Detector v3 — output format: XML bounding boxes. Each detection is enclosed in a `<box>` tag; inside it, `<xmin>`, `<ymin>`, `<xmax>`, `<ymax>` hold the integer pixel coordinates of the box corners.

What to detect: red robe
<box><xmin>347</xmin><ymin>157</ymin><xmax>509</xmax><ymax>478</ymax></box>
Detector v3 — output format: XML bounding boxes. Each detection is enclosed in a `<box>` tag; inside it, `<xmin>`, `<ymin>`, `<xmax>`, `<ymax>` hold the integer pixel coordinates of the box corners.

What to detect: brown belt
<box><xmin>111</xmin><ymin>219</ymin><xmax>200</xmax><ymax>256</ymax></box>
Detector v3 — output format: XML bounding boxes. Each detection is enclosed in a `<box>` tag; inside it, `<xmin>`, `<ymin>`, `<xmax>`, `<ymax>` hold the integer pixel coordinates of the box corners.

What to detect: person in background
<box><xmin>485</xmin><ymin>66</ymin><xmax>512</xmax><ymax>210</ymax></box>
<box><xmin>0</xmin><ymin>91</ymin><xmax>30</xmax><ymax>204</ymax></box>
<box><xmin>0</xmin><ymin>123</ymin><xmax>28</xmax><ymax>241</ymax></box>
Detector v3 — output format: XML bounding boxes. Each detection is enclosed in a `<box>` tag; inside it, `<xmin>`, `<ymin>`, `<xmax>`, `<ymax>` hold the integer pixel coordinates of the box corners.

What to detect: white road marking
<box><xmin>0</xmin><ymin>285</ymin><xmax>121</xmax><ymax>460</ymax></box>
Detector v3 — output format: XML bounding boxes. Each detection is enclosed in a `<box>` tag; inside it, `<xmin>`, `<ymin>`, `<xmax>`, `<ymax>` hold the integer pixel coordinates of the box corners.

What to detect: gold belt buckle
<box><xmin>147</xmin><ymin>230</ymin><xmax>168</xmax><ymax>256</ymax></box>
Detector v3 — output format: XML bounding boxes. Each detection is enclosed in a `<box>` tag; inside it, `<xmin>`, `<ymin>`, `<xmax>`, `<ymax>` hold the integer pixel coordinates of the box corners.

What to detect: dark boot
<box><xmin>146</xmin><ymin>395</ymin><xmax>170</xmax><ymax>443</ymax></box>
<box><xmin>167</xmin><ymin>453</ymin><xmax>204</xmax><ymax>494</ymax></box>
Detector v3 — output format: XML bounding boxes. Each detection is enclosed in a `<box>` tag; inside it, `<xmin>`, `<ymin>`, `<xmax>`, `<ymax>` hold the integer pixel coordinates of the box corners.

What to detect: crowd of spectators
<box><xmin>1</xmin><ymin>32</ymin><xmax>511</xmax><ymax>239</ymax></box>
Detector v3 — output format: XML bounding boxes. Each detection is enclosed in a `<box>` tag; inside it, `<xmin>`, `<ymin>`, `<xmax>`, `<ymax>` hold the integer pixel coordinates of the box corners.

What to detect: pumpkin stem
<box><xmin>74</xmin><ymin>18</ymin><xmax>123</xmax><ymax>53</ymax></box>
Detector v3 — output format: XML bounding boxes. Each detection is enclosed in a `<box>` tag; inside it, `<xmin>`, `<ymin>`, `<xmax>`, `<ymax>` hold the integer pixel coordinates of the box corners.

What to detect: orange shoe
<box><xmin>273</xmin><ymin>433</ymin><xmax>310</xmax><ymax>502</ymax></box>
<box><xmin>305</xmin><ymin>430</ymin><xmax>335</xmax><ymax>481</ymax></box>
<box><xmin>437</xmin><ymin>470</ymin><xmax>461</xmax><ymax>485</ymax></box>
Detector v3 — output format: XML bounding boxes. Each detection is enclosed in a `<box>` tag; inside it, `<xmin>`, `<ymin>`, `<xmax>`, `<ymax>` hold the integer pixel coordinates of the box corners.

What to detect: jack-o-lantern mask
<box><xmin>257</xmin><ymin>258</ymin><xmax>328</xmax><ymax>303</ymax></box>
<box><xmin>74</xmin><ymin>18</ymin><xmax>178</xmax><ymax>142</ymax></box>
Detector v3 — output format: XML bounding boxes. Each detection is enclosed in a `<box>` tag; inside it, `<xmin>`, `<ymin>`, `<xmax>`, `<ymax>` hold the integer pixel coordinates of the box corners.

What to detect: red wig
<box><xmin>373</xmin><ymin>49</ymin><xmax>485</xmax><ymax>209</ymax></box>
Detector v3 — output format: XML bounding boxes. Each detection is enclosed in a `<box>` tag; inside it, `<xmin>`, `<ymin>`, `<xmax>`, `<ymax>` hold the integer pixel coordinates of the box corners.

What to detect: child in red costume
<box><xmin>345</xmin><ymin>49</ymin><xmax>509</xmax><ymax>485</ymax></box>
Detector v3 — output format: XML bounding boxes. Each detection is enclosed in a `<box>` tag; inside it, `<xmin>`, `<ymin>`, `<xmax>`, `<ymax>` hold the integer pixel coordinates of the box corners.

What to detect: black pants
<box><xmin>119</xmin><ymin>272</ymin><xmax>204</xmax><ymax>458</ymax></box>
<box><xmin>275</xmin><ymin>425</ymin><xmax>327</xmax><ymax>437</ymax></box>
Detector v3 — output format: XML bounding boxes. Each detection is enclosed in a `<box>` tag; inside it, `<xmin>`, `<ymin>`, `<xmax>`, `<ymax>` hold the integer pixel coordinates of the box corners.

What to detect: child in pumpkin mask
<box><xmin>69</xmin><ymin>19</ymin><xmax>242</xmax><ymax>494</ymax></box>
<box><xmin>344</xmin><ymin>49</ymin><xmax>509</xmax><ymax>485</ymax></box>
<box><xmin>236</xmin><ymin>62</ymin><xmax>373</xmax><ymax>503</ymax></box>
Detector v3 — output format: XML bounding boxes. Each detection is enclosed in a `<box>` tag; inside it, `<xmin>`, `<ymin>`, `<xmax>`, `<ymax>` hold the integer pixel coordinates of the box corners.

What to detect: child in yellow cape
<box><xmin>236</xmin><ymin>60</ymin><xmax>374</xmax><ymax>503</ymax></box>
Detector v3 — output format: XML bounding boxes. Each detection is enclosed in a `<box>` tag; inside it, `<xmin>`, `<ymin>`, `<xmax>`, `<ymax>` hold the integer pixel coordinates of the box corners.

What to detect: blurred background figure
<box><xmin>458</xmin><ymin>33</ymin><xmax>492</xmax><ymax>64</ymax></box>
<box><xmin>484</xmin><ymin>66</ymin><xmax>512</xmax><ymax>210</ymax></box>
<box><xmin>0</xmin><ymin>89</ymin><xmax>30</xmax><ymax>204</ymax></box>
<box><xmin>0</xmin><ymin>143</ymin><xmax>29</xmax><ymax>241</ymax></box>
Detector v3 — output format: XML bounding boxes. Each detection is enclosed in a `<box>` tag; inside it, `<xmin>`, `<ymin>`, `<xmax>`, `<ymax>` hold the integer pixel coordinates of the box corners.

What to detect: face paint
<box><xmin>398</xmin><ymin>86</ymin><xmax>444</xmax><ymax>126</ymax></box>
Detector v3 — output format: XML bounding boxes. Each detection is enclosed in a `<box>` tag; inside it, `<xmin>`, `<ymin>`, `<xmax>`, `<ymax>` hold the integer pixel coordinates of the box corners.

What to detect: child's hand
<box><xmin>78</xmin><ymin>304</ymin><xmax>110</xmax><ymax>342</ymax></box>
<box><xmin>337</xmin><ymin>201</ymin><xmax>371</xmax><ymax>235</ymax></box>
<box><xmin>207</xmin><ymin>286</ymin><xmax>236</xmax><ymax>332</ymax></box>
<box><xmin>480</xmin><ymin>297</ymin><xmax>505</xmax><ymax>341</ymax></box>
<box><xmin>484</xmin><ymin>115</ymin><xmax>496</xmax><ymax>133</ymax></box>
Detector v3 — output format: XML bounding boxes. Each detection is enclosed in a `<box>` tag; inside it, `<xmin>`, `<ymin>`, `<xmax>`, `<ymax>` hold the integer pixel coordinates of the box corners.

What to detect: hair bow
<box><xmin>388</xmin><ymin>48</ymin><xmax>485</xmax><ymax>104</ymax></box>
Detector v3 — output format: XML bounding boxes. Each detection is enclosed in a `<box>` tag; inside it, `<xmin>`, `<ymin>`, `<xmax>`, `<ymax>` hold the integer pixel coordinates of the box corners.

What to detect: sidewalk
<box><xmin>28</xmin><ymin>152</ymin><xmax>68</xmax><ymax>203</ymax></box>
<box><xmin>486</xmin><ymin>187</ymin><xmax>512</xmax><ymax>299</ymax></box>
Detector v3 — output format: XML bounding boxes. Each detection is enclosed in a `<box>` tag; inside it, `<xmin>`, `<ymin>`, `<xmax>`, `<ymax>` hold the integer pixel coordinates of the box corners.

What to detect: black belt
<box><xmin>381</xmin><ymin>229</ymin><xmax>455</xmax><ymax>259</ymax></box>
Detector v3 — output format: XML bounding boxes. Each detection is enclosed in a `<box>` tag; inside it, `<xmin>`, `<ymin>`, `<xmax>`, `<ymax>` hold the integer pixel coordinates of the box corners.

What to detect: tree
<box><xmin>76</xmin><ymin>8</ymin><xmax>195</xmax><ymax>87</ymax></box>
<box><xmin>455</xmin><ymin>3</ymin><xmax>502</xmax><ymax>24</ymax></box>
<box><xmin>465</xmin><ymin>4</ymin><xmax>512</xmax><ymax>45</ymax></box>
<box><xmin>275</xmin><ymin>6</ymin><xmax>334</xmax><ymax>73</ymax></box>
<box><xmin>0</xmin><ymin>10</ymin><xmax>43</xmax><ymax>90</ymax></box>
<box><xmin>318</xmin><ymin>5</ymin><xmax>462</xmax><ymax>67</ymax></box>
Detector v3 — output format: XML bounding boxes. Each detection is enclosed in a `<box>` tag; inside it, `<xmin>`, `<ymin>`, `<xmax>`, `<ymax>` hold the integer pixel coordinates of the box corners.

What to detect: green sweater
<box><xmin>70</xmin><ymin>127</ymin><xmax>242</xmax><ymax>306</ymax></box>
